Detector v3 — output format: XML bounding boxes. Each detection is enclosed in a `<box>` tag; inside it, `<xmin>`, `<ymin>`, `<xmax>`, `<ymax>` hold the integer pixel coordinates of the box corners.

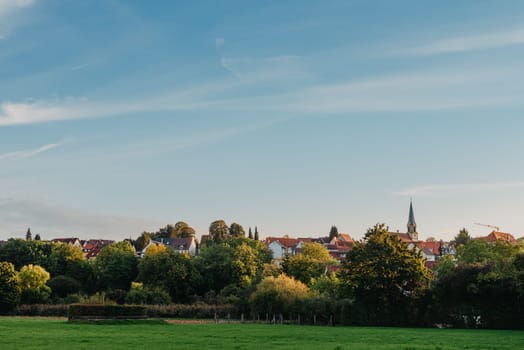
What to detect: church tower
<box><xmin>407</xmin><ymin>200</ymin><xmax>418</xmax><ymax>241</ymax></box>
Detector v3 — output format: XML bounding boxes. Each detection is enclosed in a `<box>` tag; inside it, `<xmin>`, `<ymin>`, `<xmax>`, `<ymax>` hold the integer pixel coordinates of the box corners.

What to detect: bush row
<box><xmin>14</xmin><ymin>304</ymin><xmax>70</xmax><ymax>317</ymax></box>
<box><xmin>146</xmin><ymin>303</ymin><xmax>236</xmax><ymax>318</ymax></box>
<box><xmin>11</xmin><ymin>303</ymin><xmax>236</xmax><ymax>319</ymax></box>
<box><xmin>68</xmin><ymin>304</ymin><xmax>147</xmax><ymax>320</ymax></box>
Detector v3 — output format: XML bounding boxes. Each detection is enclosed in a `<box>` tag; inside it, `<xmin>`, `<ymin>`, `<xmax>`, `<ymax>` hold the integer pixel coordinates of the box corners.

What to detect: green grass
<box><xmin>0</xmin><ymin>317</ymin><xmax>523</xmax><ymax>350</ymax></box>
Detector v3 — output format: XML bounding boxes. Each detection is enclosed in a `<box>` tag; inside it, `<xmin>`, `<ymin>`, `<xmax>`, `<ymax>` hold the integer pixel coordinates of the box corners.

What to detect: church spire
<box><xmin>407</xmin><ymin>199</ymin><xmax>418</xmax><ymax>241</ymax></box>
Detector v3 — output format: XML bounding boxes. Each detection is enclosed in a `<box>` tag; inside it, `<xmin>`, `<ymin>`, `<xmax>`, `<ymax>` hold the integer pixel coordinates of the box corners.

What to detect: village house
<box><xmin>81</xmin><ymin>239</ymin><xmax>114</xmax><ymax>259</ymax></box>
<box><xmin>482</xmin><ymin>231</ymin><xmax>518</xmax><ymax>245</ymax></box>
<box><xmin>141</xmin><ymin>236</ymin><xmax>197</xmax><ymax>257</ymax></box>
<box><xmin>51</xmin><ymin>237</ymin><xmax>82</xmax><ymax>247</ymax></box>
<box><xmin>265</xmin><ymin>234</ymin><xmax>354</xmax><ymax>262</ymax></box>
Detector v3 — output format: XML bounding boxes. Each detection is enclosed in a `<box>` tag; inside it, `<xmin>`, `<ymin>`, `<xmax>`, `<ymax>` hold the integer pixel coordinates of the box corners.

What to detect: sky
<box><xmin>1</xmin><ymin>0</ymin><xmax>524</xmax><ymax>241</ymax></box>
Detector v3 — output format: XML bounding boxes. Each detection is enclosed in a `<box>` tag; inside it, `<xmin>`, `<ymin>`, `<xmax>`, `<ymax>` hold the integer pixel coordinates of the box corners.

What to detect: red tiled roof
<box><xmin>338</xmin><ymin>233</ymin><xmax>354</xmax><ymax>243</ymax></box>
<box><xmin>484</xmin><ymin>231</ymin><xmax>517</xmax><ymax>244</ymax></box>
<box><xmin>389</xmin><ymin>232</ymin><xmax>413</xmax><ymax>243</ymax></box>
<box><xmin>265</xmin><ymin>237</ymin><xmax>299</xmax><ymax>248</ymax></box>
<box><xmin>422</xmin><ymin>241</ymin><xmax>441</xmax><ymax>255</ymax></box>
<box><xmin>85</xmin><ymin>247</ymin><xmax>101</xmax><ymax>259</ymax></box>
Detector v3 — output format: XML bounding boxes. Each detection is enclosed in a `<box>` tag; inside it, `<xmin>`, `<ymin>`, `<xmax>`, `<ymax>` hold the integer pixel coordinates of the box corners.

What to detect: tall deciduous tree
<box><xmin>339</xmin><ymin>223</ymin><xmax>431</xmax><ymax>325</ymax></box>
<box><xmin>209</xmin><ymin>220</ymin><xmax>229</xmax><ymax>241</ymax></box>
<box><xmin>0</xmin><ymin>262</ymin><xmax>20</xmax><ymax>312</ymax></box>
<box><xmin>134</xmin><ymin>232</ymin><xmax>151</xmax><ymax>251</ymax></box>
<box><xmin>282</xmin><ymin>242</ymin><xmax>336</xmax><ymax>285</ymax></box>
<box><xmin>0</xmin><ymin>239</ymin><xmax>52</xmax><ymax>269</ymax></box>
<box><xmin>95</xmin><ymin>241</ymin><xmax>137</xmax><ymax>291</ymax></box>
<box><xmin>174</xmin><ymin>221</ymin><xmax>196</xmax><ymax>238</ymax></box>
<box><xmin>138</xmin><ymin>249</ymin><xmax>194</xmax><ymax>302</ymax></box>
<box><xmin>229</xmin><ymin>222</ymin><xmax>245</xmax><ymax>237</ymax></box>
<box><xmin>19</xmin><ymin>264</ymin><xmax>51</xmax><ymax>304</ymax></box>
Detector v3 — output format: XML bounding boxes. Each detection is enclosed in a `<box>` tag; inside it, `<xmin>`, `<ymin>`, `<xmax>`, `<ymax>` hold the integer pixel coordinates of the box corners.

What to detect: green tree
<box><xmin>19</xmin><ymin>264</ymin><xmax>51</xmax><ymax>304</ymax></box>
<box><xmin>138</xmin><ymin>249</ymin><xmax>195</xmax><ymax>302</ymax></box>
<box><xmin>174</xmin><ymin>221</ymin><xmax>196</xmax><ymax>238</ymax></box>
<box><xmin>47</xmin><ymin>242</ymin><xmax>93</xmax><ymax>292</ymax></box>
<box><xmin>282</xmin><ymin>243</ymin><xmax>336</xmax><ymax>285</ymax></box>
<box><xmin>248</xmin><ymin>227</ymin><xmax>253</xmax><ymax>239</ymax></box>
<box><xmin>25</xmin><ymin>228</ymin><xmax>32</xmax><ymax>241</ymax></box>
<box><xmin>155</xmin><ymin>224</ymin><xmax>176</xmax><ymax>239</ymax></box>
<box><xmin>309</xmin><ymin>273</ymin><xmax>341</xmax><ymax>299</ymax></box>
<box><xmin>193</xmin><ymin>243</ymin><xmax>235</xmax><ymax>294</ymax></box>
<box><xmin>435</xmin><ymin>254</ymin><xmax>456</xmax><ymax>279</ymax></box>
<box><xmin>329</xmin><ymin>226</ymin><xmax>339</xmax><ymax>241</ymax></box>
<box><xmin>0</xmin><ymin>261</ymin><xmax>20</xmax><ymax>312</ymax></box>
<box><xmin>34</xmin><ymin>234</ymin><xmax>41</xmax><ymax>241</ymax></box>
<box><xmin>209</xmin><ymin>220</ymin><xmax>229</xmax><ymax>241</ymax></box>
<box><xmin>134</xmin><ymin>231</ymin><xmax>151</xmax><ymax>251</ymax></box>
<box><xmin>125</xmin><ymin>282</ymin><xmax>171</xmax><ymax>305</ymax></box>
<box><xmin>250</xmin><ymin>274</ymin><xmax>309</xmax><ymax>316</ymax></box>
<box><xmin>194</xmin><ymin>237</ymin><xmax>271</xmax><ymax>294</ymax></box>
<box><xmin>339</xmin><ymin>223</ymin><xmax>431</xmax><ymax>325</ymax></box>
<box><xmin>254</xmin><ymin>226</ymin><xmax>259</xmax><ymax>241</ymax></box>
<box><xmin>94</xmin><ymin>241</ymin><xmax>137</xmax><ymax>291</ymax></box>
<box><xmin>47</xmin><ymin>275</ymin><xmax>81</xmax><ymax>298</ymax></box>
<box><xmin>454</xmin><ymin>228</ymin><xmax>471</xmax><ymax>247</ymax></box>
<box><xmin>0</xmin><ymin>239</ymin><xmax>52</xmax><ymax>269</ymax></box>
<box><xmin>229</xmin><ymin>222</ymin><xmax>245</xmax><ymax>237</ymax></box>
<box><xmin>47</xmin><ymin>242</ymin><xmax>85</xmax><ymax>276</ymax></box>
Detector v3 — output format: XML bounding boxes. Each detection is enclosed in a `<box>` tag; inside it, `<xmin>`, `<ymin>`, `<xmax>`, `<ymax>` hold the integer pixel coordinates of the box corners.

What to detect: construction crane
<box><xmin>474</xmin><ymin>223</ymin><xmax>500</xmax><ymax>231</ymax></box>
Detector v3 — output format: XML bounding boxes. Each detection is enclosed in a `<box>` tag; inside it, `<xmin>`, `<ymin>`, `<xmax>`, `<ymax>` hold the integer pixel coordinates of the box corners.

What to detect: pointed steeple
<box><xmin>407</xmin><ymin>199</ymin><xmax>418</xmax><ymax>241</ymax></box>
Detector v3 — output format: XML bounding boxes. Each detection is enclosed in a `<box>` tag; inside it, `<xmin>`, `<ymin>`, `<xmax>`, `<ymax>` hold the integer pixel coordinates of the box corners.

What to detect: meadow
<box><xmin>0</xmin><ymin>318</ymin><xmax>523</xmax><ymax>350</ymax></box>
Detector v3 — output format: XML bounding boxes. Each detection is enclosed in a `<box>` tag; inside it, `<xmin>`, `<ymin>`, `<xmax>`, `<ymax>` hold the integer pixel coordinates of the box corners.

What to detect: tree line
<box><xmin>0</xmin><ymin>221</ymin><xmax>523</xmax><ymax>329</ymax></box>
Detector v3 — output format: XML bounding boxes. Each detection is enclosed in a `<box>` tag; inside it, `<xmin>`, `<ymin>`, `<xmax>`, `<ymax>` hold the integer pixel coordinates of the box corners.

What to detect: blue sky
<box><xmin>1</xmin><ymin>0</ymin><xmax>524</xmax><ymax>241</ymax></box>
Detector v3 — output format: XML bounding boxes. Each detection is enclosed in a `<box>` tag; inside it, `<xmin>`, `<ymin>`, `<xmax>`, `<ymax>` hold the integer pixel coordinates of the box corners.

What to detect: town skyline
<box><xmin>1</xmin><ymin>1</ymin><xmax>524</xmax><ymax>241</ymax></box>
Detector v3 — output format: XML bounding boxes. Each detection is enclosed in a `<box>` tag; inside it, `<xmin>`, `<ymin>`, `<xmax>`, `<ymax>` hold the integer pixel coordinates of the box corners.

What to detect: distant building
<box><xmin>265</xmin><ymin>237</ymin><xmax>300</xmax><ymax>260</ymax></box>
<box><xmin>482</xmin><ymin>231</ymin><xmax>518</xmax><ymax>245</ymax></box>
<box><xmin>82</xmin><ymin>239</ymin><xmax>114</xmax><ymax>259</ymax></box>
<box><xmin>51</xmin><ymin>237</ymin><xmax>82</xmax><ymax>247</ymax></box>
<box><xmin>265</xmin><ymin>235</ymin><xmax>354</xmax><ymax>262</ymax></box>
<box><xmin>389</xmin><ymin>200</ymin><xmax>419</xmax><ymax>244</ymax></box>
<box><xmin>141</xmin><ymin>237</ymin><xmax>197</xmax><ymax>257</ymax></box>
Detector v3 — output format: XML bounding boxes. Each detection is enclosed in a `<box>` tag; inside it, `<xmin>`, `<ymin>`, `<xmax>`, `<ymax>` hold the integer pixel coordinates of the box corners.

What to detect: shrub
<box><xmin>15</xmin><ymin>304</ymin><xmax>69</xmax><ymax>317</ymax></box>
<box><xmin>48</xmin><ymin>275</ymin><xmax>81</xmax><ymax>298</ymax></box>
<box><xmin>146</xmin><ymin>303</ymin><xmax>235</xmax><ymax>319</ymax></box>
<box><xmin>68</xmin><ymin>304</ymin><xmax>147</xmax><ymax>321</ymax></box>
<box><xmin>0</xmin><ymin>261</ymin><xmax>20</xmax><ymax>313</ymax></box>
<box><xmin>125</xmin><ymin>286</ymin><xmax>171</xmax><ymax>305</ymax></box>
<box><xmin>250</xmin><ymin>274</ymin><xmax>309</xmax><ymax>316</ymax></box>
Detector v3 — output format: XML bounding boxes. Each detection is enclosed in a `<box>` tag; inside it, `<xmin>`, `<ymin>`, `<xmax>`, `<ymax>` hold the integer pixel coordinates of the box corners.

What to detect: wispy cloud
<box><xmin>397</xmin><ymin>27</ymin><xmax>524</xmax><ymax>56</ymax></box>
<box><xmin>394</xmin><ymin>181</ymin><xmax>524</xmax><ymax>196</ymax></box>
<box><xmin>1</xmin><ymin>61</ymin><xmax>522</xmax><ymax>127</ymax></box>
<box><xmin>220</xmin><ymin>57</ymin><xmax>242</xmax><ymax>78</ymax></box>
<box><xmin>0</xmin><ymin>141</ymin><xmax>62</xmax><ymax>161</ymax></box>
<box><xmin>0</xmin><ymin>0</ymin><xmax>36</xmax><ymax>38</ymax></box>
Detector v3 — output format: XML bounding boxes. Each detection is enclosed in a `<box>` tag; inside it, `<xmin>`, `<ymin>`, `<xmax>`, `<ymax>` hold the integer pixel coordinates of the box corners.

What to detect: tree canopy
<box><xmin>0</xmin><ymin>262</ymin><xmax>20</xmax><ymax>312</ymax></box>
<box><xmin>339</xmin><ymin>223</ymin><xmax>431</xmax><ymax>325</ymax></box>
<box><xmin>95</xmin><ymin>241</ymin><xmax>137</xmax><ymax>291</ymax></box>
<box><xmin>209</xmin><ymin>220</ymin><xmax>229</xmax><ymax>241</ymax></box>
<box><xmin>282</xmin><ymin>243</ymin><xmax>336</xmax><ymax>285</ymax></box>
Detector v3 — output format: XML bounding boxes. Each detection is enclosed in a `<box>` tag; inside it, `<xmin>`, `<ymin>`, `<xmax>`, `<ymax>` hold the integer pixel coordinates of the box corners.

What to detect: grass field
<box><xmin>0</xmin><ymin>317</ymin><xmax>523</xmax><ymax>350</ymax></box>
